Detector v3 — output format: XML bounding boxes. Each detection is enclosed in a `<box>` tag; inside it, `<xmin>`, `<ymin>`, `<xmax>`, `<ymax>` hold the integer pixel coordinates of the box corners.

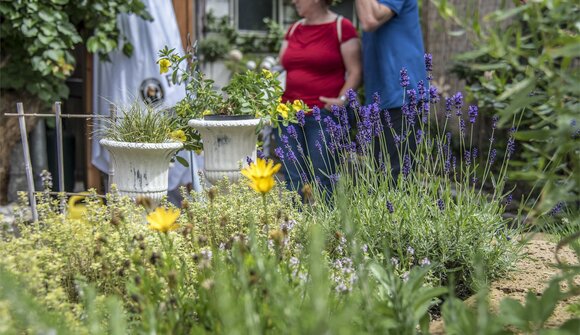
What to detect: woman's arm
<box><xmin>319</xmin><ymin>38</ymin><xmax>362</xmax><ymax>109</ymax></box>
<box><xmin>355</xmin><ymin>0</ymin><xmax>395</xmax><ymax>32</ymax></box>
<box><xmin>278</xmin><ymin>40</ymin><xmax>289</xmax><ymax>61</ymax></box>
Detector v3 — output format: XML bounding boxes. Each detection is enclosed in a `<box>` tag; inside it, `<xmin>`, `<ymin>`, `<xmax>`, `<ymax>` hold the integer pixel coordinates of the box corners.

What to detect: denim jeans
<box><xmin>375</xmin><ymin>107</ymin><xmax>418</xmax><ymax>183</ymax></box>
<box><xmin>274</xmin><ymin>108</ymin><xmax>338</xmax><ymax>198</ymax></box>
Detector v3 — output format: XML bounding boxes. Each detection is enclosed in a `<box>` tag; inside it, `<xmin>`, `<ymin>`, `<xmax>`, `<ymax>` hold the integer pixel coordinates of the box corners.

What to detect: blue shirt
<box><xmin>362</xmin><ymin>0</ymin><xmax>426</xmax><ymax>110</ymax></box>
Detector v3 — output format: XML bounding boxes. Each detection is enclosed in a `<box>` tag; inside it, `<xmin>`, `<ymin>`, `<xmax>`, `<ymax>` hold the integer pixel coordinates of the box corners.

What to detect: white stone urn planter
<box><xmin>100</xmin><ymin>139</ymin><xmax>183</xmax><ymax>201</ymax></box>
<box><xmin>188</xmin><ymin>117</ymin><xmax>260</xmax><ymax>185</ymax></box>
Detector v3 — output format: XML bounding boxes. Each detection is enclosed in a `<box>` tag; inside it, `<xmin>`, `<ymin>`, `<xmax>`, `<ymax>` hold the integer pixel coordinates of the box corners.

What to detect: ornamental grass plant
<box><xmin>100</xmin><ymin>99</ymin><xmax>184</xmax><ymax>144</ymax></box>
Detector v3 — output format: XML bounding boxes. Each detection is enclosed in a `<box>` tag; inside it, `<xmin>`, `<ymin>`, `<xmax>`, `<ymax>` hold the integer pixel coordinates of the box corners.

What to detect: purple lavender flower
<box><xmin>492</xmin><ymin>115</ymin><xmax>499</xmax><ymax>129</ymax></box>
<box><xmin>400</xmin><ymin>67</ymin><xmax>410</xmax><ymax>88</ymax></box>
<box><xmin>424</xmin><ymin>53</ymin><xmax>433</xmax><ymax>73</ymax></box>
<box><xmin>489</xmin><ymin>148</ymin><xmax>497</xmax><ymax>166</ymax></box>
<box><xmin>437</xmin><ymin>199</ymin><xmax>445</xmax><ymax>211</ymax></box>
<box><xmin>548</xmin><ymin>201</ymin><xmax>565</xmax><ymax>217</ymax></box>
<box><xmin>406</xmin><ymin>246</ymin><xmax>415</xmax><ymax>255</ymax></box>
<box><xmin>300</xmin><ymin>172</ymin><xmax>308</xmax><ymax>183</ymax></box>
<box><xmin>313</xmin><ymin>106</ymin><xmax>321</xmax><ymax>122</ymax></box>
<box><xmin>416</xmin><ymin>129</ymin><xmax>423</xmax><ymax>143</ymax></box>
<box><xmin>402</xmin><ymin>154</ymin><xmax>411</xmax><ymax>178</ymax></box>
<box><xmin>386</xmin><ymin>200</ymin><xmax>394</xmax><ymax>213</ymax></box>
<box><xmin>472</xmin><ymin>147</ymin><xmax>478</xmax><ymax>160</ymax></box>
<box><xmin>384</xmin><ymin>109</ymin><xmax>393</xmax><ymax>128</ymax></box>
<box><xmin>417</xmin><ymin>81</ymin><xmax>426</xmax><ymax>101</ymax></box>
<box><xmin>391</xmin><ymin>257</ymin><xmax>399</xmax><ymax>266</ymax></box>
<box><xmin>444</xmin><ymin>98</ymin><xmax>452</xmax><ymax>119</ymax></box>
<box><xmin>429</xmin><ymin>86</ymin><xmax>440</xmax><ymax>103</ymax></box>
<box><xmin>246</xmin><ymin>156</ymin><xmax>253</xmax><ymax>165</ymax></box>
<box><xmin>504</xmin><ymin>194</ymin><xmax>513</xmax><ymax>206</ymax></box>
<box><xmin>464</xmin><ymin>149</ymin><xmax>471</xmax><ymax>166</ymax></box>
<box><xmin>468</xmin><ymin>105</ymin><xmax>478</xmax><ymax>124</ymax></box>
<box><xmin>287</xmin><ymin>125</ymin><xmax>298</xmax><ymax>140</ymax></box>
<box><xmin>571</xmin><ymin>119</ymin><xmax>577</xmax><ymax>127</ymax></box>
<box><xmin>281</xmin><ymin>134</ymin><xmax>289</xmax><ymax>145</ymax></box>
<box><xmin>459</xmin><ymin>118</ymin><xmax>466</xmax><ymax>137</ymax></box>
<box><xmin>315</xmin><ymin>140</ymin><xmax>323</xmax><ymax>156</ymax></box>
<box><xmin>507</xmin><ymin>128</ymin><xmax>516</xmax><ymax>158</ymax></box>
<box><xmin>329</xmin><ymin>174</ymin><xmax>340</xmax><ymax>185</ymax></box>
<box><xmin>285</xmin><ymin>145</ymin><xmax>297</xmax><ymax>162</ymax></box>
<box><xmin>274</xmin><ymin>147</ymin><xmax>285</xmax><ymax>160</ymax></box>
<box><xmin>420</xmin><ymin>258</ymin><xmax>431</xmax><ymax>266</ymax></box>
<box><xmin>453</xmin><ymin>92</ymin><xmax>463</xmax><ymax>114</ymax></box>
<box><xmin>315</xmin><ymin>176</ymin><xmax>321</xmax><ymax>185</ymax></box>
<box><xmin>257</xmin><ymin>150</ymin><xmax>265</xmax><ymax>159</ymax></box>
<box><xmin>407</xmin><ymin>89</ymin><xmax>417</xmax><ymax>108</ymax></box>
<box><xmin>296</xmin><ymin>110</ymin><xmax>305</xmax><ymax>127</ymax></box>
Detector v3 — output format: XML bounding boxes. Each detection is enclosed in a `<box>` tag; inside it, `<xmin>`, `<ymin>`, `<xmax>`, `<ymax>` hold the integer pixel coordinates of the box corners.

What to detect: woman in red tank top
<box><xmin>275</xmin><ymin>0</ymin><xmax>362</xmax><ymax>199</ymax></box>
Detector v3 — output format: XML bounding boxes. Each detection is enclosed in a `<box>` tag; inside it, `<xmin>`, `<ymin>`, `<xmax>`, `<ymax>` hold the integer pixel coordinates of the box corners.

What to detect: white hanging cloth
<box><xmin>91</xmin><ymin>0</ymin><xmax>203</xmax><ymax>193</ymax></box>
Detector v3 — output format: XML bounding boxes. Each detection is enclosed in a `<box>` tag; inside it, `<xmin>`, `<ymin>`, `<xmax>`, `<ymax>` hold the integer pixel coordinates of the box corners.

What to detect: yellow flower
<box><xmin>169</xmin><ymin>129</ymin><xmax>186</xmax><ymax>142</ymax></box>
<box><xmin>292</xmin><ymin>100</ymin><xmax>303</xmax><ymax>112</ymax></box>
<box><xmin>203</xmin><ymin>109</ymin><xmax>213</xmax><ymax>116</ymax></box>
<box><xmin>241</xmin><ymin>158</ymin><xmax>281</xmax><ymax>194</ymax></box>
<box><xmin>147</xmin><ymin>207</ymin><xmax>180</xmax><ymax>233</ymax></box>
<box><xmin>158</xmin><ymin>58</ymin><xmax>171</xmax><ymax>74</ymax></box>
<box><xmin>277</xmin><ymin>103</ymin><xmax>289</xmax><ymax>119</ymax></box>
<box><xmin>262</xmin><ymin>69</ymin><xmax>273</xmax><ymax>79</ymax></box>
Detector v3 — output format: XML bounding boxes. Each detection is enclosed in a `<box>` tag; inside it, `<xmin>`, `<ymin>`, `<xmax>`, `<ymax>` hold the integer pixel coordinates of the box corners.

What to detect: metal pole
<box><xmin>54</xmin><ymin>102</ymin><xmax>65</xmax><ymax>194</ymax></box>
<box><xmin>107</xmin><ymin>103</ymin><xmax>116</xmax><ymax>192</ymax></box>
<box><xmin>54</xmin><ymin>102</ymin><xmax>67</xmax><ymax>212</ymax></box>
<box><xmin>16</xmin><ymin>103</ymin><xmax>38</xmax><ymax>222</ymax></box>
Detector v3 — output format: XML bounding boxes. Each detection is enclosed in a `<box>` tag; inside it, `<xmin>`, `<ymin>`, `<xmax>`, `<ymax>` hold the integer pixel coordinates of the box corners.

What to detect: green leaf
<box><xmin>175</xmin><ymin>156</ymin><xmax>189</xmax><ymax>167</ymax></box>
<box><xmin>497</xmin><ymin>78</ymin><xmax>534</xmax><ymax>101</ymax></box>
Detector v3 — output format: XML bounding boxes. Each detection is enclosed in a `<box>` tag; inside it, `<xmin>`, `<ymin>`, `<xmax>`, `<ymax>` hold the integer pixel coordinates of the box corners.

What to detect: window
<box><xmin>233</xmin><ymin>0</ymin><xmax>356</xmax><ymax>33</ymax></box>
<box><xmin>236</xmin><ymin>0</ymin><xmax>275</xmax><ymax>32</ymax></box>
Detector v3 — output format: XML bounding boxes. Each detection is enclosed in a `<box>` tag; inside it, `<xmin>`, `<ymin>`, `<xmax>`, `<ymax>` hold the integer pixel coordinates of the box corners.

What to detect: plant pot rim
<box><xmin>188</xmin><ymin>118</ymin><xmax>261</xmax><ymax>128</ymax></box>
<box><xmin>100</xmin><ymin>138</ymin><xmax>183</xmax><ymax>150</ymax></box>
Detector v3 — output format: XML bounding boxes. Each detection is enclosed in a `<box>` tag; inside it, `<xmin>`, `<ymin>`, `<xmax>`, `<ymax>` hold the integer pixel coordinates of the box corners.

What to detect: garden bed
<box><xmin>430</xmin><ymin>234</ymin><xmax>580</xmax><ymax>334</ymax></box>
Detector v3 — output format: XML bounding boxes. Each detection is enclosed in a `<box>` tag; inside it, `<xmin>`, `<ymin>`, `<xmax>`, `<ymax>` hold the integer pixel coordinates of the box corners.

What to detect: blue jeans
<box><xmin>375</xmin><ymin>107</ymin><xmax>418</xmax><ymax>183</ymax></box>
<box><xmin>274</xmin><ymin>108</ymin><xmax>338</xmax><ymax>199</ymax></box>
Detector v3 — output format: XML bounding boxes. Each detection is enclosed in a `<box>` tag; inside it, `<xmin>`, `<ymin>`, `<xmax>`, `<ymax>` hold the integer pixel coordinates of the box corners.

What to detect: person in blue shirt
<box><xmin>355</xmin><ymin>0</ymin><xmax>427</xmax><ymax>181</ymax></box>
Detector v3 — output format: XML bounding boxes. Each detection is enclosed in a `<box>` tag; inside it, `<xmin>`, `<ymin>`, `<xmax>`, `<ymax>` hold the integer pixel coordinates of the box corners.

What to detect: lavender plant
<box><xmin>276</xmin><ymin>54</ymin><xmax>523</xmax><ymax>295</ymax></box>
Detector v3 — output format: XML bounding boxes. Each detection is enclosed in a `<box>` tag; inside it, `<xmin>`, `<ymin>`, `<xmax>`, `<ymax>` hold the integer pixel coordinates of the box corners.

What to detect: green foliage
<box><xmin>0</xmin><ymin>0</ymin><xmax>151</xmax><ymax>103</ymax></box>
<box><xmin>204</xmin><ymin>11</ymin><xmax>284</xmax><ymax>55</ymax></box>
<box><xmin>101</xmin><ymin>100</ymin><xmax>180</xmax><ymax>143</ymax></box>
<box><xmin>198</xmin><ymin>36</ymin><xmax>231</xmax><ymax>63</ymax></box>
<box><xmin>430</xmin><ymin>0</ymin><xmax>580</xmax><ymax>213</ymax></box>
<box><xmin>158</xmin><ymin>45</ymin><xmax>301</xmax><ymax>152</ymax></box>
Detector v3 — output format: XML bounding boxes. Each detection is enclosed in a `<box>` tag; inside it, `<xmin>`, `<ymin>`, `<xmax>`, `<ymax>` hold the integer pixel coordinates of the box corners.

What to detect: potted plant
<box><xmin>157</xmin><ymin>45</ymin><xmax>307</xmax><ymax>185</ymax></box>
<box><xmin>99</xmin><ymin>101</ymin><xmax>185</xmax><ymax>201</ymax></box>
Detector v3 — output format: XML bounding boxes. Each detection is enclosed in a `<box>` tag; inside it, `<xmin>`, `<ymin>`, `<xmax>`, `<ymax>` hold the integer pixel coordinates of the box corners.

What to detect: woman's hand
<box><xmin>320</xmin><ymin>96</ymin><xmax>345</xmax><ymax>110</ymax></box>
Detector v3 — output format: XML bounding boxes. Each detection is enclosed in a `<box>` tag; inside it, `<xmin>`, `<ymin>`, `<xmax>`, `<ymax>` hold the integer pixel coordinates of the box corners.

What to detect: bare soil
<box><xmin>430</xmin><ymin>234</ymin><xmax>580</xmax><ymax>334</ymax></box>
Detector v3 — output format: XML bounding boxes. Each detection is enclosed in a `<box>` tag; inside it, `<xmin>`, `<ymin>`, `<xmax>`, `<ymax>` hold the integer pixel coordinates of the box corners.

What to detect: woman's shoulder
<box><xmin>339</xmin><ymin>16</ymin><xmax>358</xmax><ymax>38</ymax></box>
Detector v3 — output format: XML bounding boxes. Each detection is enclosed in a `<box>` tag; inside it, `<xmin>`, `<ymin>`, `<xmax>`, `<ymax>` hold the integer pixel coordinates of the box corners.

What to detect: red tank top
<box><xmin>281</xmin><ymin>18</ymin><xmax>357</xmax><ymax>110</ymax></box>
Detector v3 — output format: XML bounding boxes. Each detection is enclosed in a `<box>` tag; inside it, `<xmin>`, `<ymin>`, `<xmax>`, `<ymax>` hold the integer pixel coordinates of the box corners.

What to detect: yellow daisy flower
<box><xmin>158</xmin><ymin>58</ymin><xmax>172</xmax><ymax>74</ymax></box>
<box><xmin>241</xmin><ymin>158</ymin><xmax>281</xmax><ymax>194</ymax></box>
<box><xmin>147</xmin><ymin>207</ymin><xmax>180</xmax><ymax>233</ymax></box>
